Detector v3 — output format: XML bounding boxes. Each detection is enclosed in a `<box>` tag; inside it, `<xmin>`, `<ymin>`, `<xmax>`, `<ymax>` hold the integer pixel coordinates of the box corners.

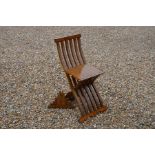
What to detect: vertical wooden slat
<box><xmin>69</xmin><ymin>39</ymin><xmax>80</xmax><ymax>66</ymax></box>
<box><xmin>80</xmin><ymin>87</ymin><xmax>94</xmax><ymax>113</ymax></box>
<box><xmin>92</xmin><ymin>84</ymin><xmax>104</xmax><ymax>107</ymax></box>
<box><xmin>85</xmin><ymin>85</ymin><xmax>97</xmax><ymax>110</ymax></box>
<box><xmin>77</xmin><ymin>89</ymin><xmax>90</xmax><ymax>114</ymax></box>
<box><xmin>61</xmin><ymin>41</ymin><xmax>71</xmax><ymax>68</ymax></box>
<box><xmin>73</xmin><ymin>38</ymin><xmax>83</xmax><ymax>64</ymax></box>
<box><xmin>66</xmin><ymin>74</ymin><xmax>86</xmax><ymax>115</ymax></box>
<box><xmin>71</xmin><ymin>77</ymin><xmax>89</xmax><ymax>114</ymax></box>
<box><xmin>73</xmin><ymin>89</ymin><xmax>86</xmax><ymax>115</ymax></box>
<box><xmin>65</xmin><ymin>40</ymin><xmax>73</xmax><ymax>68</ymax></box>
<box><xmin>71</xmin><ymin>76</ymin><xmax>77</xmax><ymax>87</ymax></box>
<box><xmin>60</xmin><ymin>41</ymin><xmax>69</xmax><ymax>69</ymax></box>
<box><xmin>56</xmin><ymin>42</ymin><xmax>67</xmax><ymax>70</ymax></box>
<box><xmin>89</xmin><ymin>84</ymin><xmax>101</xmax><ymax>108</ymax></box>
<box><xmin>77</xmin><ymin>37</ymin><xmax>86</xmax><ymax>64</ymax></box>
<box><xmin>69</xmin><ymin>76</ymin><xmax>75</xmax><ymax>87</ymax></box>
<box><xmin>64</xmin><ymin>40</ymin><xmax>75</xmax><ymax>68</ymax></box>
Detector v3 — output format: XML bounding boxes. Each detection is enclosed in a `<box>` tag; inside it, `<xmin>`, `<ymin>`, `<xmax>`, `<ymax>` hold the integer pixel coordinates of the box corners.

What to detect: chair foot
<box><xmin>79</xmin><ymin>105</ymin><xmax>108</xmax><ymax>123</ymax></box>
<box><xmin>48</xmin><ymin>91</ymin><xmax>75</xmax><ymax>109</ymax></box>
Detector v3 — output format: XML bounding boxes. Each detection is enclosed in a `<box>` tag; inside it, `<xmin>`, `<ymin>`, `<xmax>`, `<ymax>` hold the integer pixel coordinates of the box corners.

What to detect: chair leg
<box><xmin>71</xmin><ymin>84</ymin><xmax>108</xmax><ymax>123</ymax></box>
<box><xmin>79</xmin><ymin>105</ymin><xmax>108</xmax><ymax>123</ymax></box>
<box><xmin>69</xmin><ymin>86</ymin><xmax>108</xmax><ymax>123</ymax></box>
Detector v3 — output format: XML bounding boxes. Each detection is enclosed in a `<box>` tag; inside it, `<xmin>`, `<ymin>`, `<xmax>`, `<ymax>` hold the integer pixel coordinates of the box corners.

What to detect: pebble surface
<box><xmin>0</xmin><ymin>27</ymin><xmax>155</xmax><ymax>128</ymax></box>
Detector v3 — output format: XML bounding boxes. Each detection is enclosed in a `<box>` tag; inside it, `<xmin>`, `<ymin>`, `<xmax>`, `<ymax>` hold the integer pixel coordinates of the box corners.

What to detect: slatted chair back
<box><xmin>54</xmin><ymin>34</ymin><xmax>86</xmax><ymax>70</ymax></box>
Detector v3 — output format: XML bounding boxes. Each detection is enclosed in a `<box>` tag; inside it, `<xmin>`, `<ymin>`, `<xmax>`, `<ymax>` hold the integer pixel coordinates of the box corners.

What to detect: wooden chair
<box><xmin>54</xmin><ymin>34</ymin><xmax>107</xmax><ymax>122</ymax></box>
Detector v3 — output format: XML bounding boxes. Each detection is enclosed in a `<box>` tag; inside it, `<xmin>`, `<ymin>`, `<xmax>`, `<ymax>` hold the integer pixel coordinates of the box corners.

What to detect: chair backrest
<box><xmin>54</xmin><ymin>34</ymin><xmax>86</xmax><ymax>70</ymax></box>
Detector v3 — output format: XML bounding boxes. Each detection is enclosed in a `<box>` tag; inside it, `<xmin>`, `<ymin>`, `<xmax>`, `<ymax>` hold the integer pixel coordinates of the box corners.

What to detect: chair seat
<box><xmin>65</xmin><ymin>64</ymin><xmax>103</xmax><ymax>81</ymax></box>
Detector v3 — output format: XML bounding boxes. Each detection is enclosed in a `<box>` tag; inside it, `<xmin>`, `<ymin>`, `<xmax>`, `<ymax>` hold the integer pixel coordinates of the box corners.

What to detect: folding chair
<box><xmin>53</xmin><ymin>34</ymin><xmax>107</xmax><ymax>122</ymax></box>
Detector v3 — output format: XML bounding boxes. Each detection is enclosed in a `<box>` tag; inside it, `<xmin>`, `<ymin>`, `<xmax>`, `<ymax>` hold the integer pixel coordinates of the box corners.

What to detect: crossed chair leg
<box><xmin>48</xmin><ymin>90</ymin><xmax>107</xmax><ymax>123</ymax></box>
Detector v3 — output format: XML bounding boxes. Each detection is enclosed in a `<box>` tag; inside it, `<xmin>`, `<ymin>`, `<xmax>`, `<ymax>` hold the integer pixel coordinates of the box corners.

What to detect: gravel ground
<box><xmin>0</xmin><ymin>27</ymin><xmax>155</xmax><ymax>129</ymax></box>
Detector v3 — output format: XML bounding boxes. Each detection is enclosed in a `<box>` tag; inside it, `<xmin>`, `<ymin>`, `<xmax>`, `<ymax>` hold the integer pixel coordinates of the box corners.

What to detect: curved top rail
<box><xmin>54</xmin><ymin>34</ymin><xmax>81</xmax><ymax>42</ymax></box>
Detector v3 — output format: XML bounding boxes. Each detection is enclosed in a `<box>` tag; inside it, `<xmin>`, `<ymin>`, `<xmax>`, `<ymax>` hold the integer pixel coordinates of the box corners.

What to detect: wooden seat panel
<box><xmin>65</xmin><ymin>64</ymin><xmax>103</xmax><ymax>81</ymax></box>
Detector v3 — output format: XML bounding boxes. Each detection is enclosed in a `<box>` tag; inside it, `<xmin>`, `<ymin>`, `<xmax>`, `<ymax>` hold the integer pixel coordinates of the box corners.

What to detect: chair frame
<box><xmin>53</xmin><ymin>34</ymin><xmax>107</xmax><ymax>122</ymax></box>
